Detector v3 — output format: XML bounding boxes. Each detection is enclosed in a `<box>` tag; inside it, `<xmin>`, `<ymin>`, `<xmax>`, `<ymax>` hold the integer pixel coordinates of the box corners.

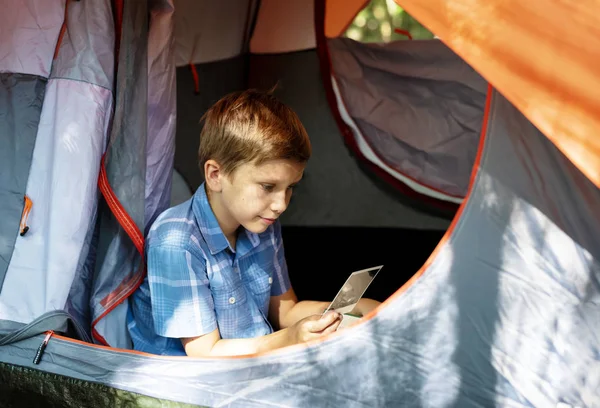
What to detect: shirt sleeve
<box><xmin>270</xmin><ymin>221</ymin><xmax>292</xmax><ymax>296</ymax></box>
<box><xmin>146</xmin><ymin>244</ymin><xmax>217</xmax><ymax>339</ymax></box>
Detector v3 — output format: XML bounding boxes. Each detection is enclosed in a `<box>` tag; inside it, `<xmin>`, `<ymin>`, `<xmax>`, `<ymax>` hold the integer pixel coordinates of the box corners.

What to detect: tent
<box><xmin>1</xmin><ymin>0</ymin><xmax>599</xmax><ymax>406</ymax></box>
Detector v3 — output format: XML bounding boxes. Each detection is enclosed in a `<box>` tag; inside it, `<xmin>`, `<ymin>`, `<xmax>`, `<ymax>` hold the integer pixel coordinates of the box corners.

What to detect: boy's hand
<box><xmin>288</xmin><ymin>311</ymin><xmax>342</xmax><ymax>344</ymax></box>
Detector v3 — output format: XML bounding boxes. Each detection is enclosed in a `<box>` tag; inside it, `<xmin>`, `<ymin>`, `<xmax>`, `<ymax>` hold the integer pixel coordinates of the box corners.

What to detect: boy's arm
<box><xmin>351</xmin><ymin>298</ymin><xmax>382</xmax><ymax>317</ymax></box>
<box><xmin>181</xmin><ymin>311</ymin><xmax>341</xmax><ymax>357</ymax></box>
<box><xmin>182</xmin><ymin>327</ymin><xmax>291</xmax><ymax>357</ymax></box>
<box><xmin>269</xmin><ymin>288</ymin><xmax>330</xmax><ymax>330</ymax></box>
<box><xmin>269</xmin><ymin>289</ymin><xmax>383</xmax><ymax>329</ymax></box>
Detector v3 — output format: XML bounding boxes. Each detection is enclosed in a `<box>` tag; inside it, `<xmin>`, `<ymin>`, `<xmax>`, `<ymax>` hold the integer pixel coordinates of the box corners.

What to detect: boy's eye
<box><xmin>261</xmin><ymin>184</ymin><xmax>275</xmax><ymax>192</ymax></box>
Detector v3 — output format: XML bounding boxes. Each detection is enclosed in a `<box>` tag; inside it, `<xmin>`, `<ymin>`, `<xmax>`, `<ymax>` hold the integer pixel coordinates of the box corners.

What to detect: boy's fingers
<box><xmin>308</xmin><ymin>312</ymin><xmax>340</xmax><ymax>332</ymax></box>
<box><xmin>320</xmin><ymin>318</ymin><xmax>342</xmax><ymax>335</ymax></box>
<box><xmin>323</xmin><ymin>311</ymin><xmax>340</xmax><ymax>321</ymax></box>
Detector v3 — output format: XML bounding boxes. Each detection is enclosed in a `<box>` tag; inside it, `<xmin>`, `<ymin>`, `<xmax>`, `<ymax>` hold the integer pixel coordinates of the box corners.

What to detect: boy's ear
<box><xmin>204</xmin><ymin>159</ymin><xmax>223</xmax><ymax>192</ymax></box>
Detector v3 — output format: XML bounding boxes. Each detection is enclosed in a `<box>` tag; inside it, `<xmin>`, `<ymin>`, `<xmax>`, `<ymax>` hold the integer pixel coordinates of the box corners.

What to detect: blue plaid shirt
<box><xmin>127</xmin><ymin>183</ymin><xmax>291</xmax><ymax>356</ymax></box>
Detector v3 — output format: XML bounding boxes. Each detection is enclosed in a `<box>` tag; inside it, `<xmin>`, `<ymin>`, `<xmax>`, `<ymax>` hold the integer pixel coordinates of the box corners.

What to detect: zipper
<box><xmin>20</xmin><ymin>195</ymin><xmax>32</xmax><ymax>236</ymax></box>
<box><xmin>33</xmin><ymin>330</ymin><xmax>53</xmax><ymax>365</ymax></box>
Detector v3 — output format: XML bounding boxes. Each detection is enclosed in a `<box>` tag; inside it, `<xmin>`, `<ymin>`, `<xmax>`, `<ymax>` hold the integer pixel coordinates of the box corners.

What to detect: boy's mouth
<box><xmin>260</xmin><ymin>217</ymin><xmax>276</xmax><ymax>225</ymax></box>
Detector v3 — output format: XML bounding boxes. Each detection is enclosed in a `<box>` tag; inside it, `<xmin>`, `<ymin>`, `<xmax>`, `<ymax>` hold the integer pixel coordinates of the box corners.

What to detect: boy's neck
<box><xmin>205</xmin><ymin>186</ymin><xmax>239</xmax><ymax>249</ymax></box>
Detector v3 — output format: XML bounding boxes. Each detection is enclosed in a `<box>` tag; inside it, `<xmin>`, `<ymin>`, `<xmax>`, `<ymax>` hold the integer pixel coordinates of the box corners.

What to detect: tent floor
<box><xmin>0</xmin><ymin>362</ymin><xmax>202</xmax><ymax>408</ymax></box>
<box><xmin>282</xmin><ymin>226</ymin><xmax>446</xmax><ymax>303</ymax></box>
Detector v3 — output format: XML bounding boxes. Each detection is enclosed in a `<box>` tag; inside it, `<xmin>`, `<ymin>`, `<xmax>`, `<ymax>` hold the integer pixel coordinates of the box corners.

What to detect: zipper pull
<box><xmin>33</xmin><ymin>330</ymin><xmax>53</xmax><ymax>365</ymax></box>
<box><xmin>20</xmin><ymin>195</ymin><xmax>33</xmax><ymax>236</ymax></box>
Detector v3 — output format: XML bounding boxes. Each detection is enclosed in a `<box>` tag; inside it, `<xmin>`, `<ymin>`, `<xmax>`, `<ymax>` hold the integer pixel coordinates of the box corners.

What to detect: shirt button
<box><xmin>268</xmin><ymin>277</ymin><xmax>273</xmax><ymax>284</ymax></box>
<box><xmin>229</xmin><ymin>297</ymin><xmax>236</xmax><ymax>304</ymax></box>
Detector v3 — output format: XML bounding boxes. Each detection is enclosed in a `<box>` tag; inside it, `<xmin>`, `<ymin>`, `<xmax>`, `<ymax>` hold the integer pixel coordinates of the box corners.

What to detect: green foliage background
<box><xmin>344</xmin><ymin>0</ymin><xmax>434</xmax><ymax>43</ymax></box>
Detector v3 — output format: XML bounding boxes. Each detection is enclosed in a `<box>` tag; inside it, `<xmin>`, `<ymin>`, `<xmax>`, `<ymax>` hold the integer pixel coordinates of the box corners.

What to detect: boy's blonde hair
<box><xmin>198</xmin><ymin>89</ymin><xmax>311</xmax><ymax>177</ymax></box>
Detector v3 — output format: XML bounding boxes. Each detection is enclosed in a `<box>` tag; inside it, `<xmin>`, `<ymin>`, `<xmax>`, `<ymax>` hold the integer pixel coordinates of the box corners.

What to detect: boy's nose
<box><xmin>270</xmin><ymin>192</ymin><xmax>288</xmax><ymax>214</ymax></box>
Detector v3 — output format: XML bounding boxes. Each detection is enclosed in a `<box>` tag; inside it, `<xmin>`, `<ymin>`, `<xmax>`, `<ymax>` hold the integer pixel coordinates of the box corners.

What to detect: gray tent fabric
<box><xmin>0</xmin><ymin>0</ymin><xmax>175</xmax><ymax>350</ymax></box>
<box><xmin>144</xmin><ymin>0</ymin><xmax>177</xmax><ymax>233</ymax></box>
<box><xmin>0</xmin><ymin>0</ymin><xmax>116</xmax><ymax>325</ymax></box>
<box><xmin>0</xmin><ymin>310</ymin><xmax>90</xmax><ymax>346</ymax></box>
<box><xmin>102</xmin><ymin>0</ymin><xmax>149</xmax><ymax>236</ymax></box>
<box><xmin>439</xmin><ymin>90</ymin><xmax>600</xmax><ymax>407</ymax></box>
<box><xmin>60</xmin><ymin>0</ymin><xmax>115</xmax><ymax>340</ymax></box>
<box><xmin>0</xmin><ymin>74</ymin><xmax>46</xmax><ymax>290</ymax></box>
<box><xmin>0</xmin><ymin>89</ymin><xmax>597</xmax><ymax>407</ymax></box>
<box><xmin>49</xmin><ymin>0</ymin><xmax>114</xmax><ymax>91</ymax></box>
<box><xmin>89</xmin><ymin>0</ymin><xmax>177</xmax><ymax>348</ymax></box>
<box><xmin>0</xmin><ymin>1</ymin><xmax>61</xmax><ymax>293</ymax></box>
<box><xmin>0</xmin><ymin>0</ymin><xmax>64</xmax><ymax>78</ymax></box>
<box><xmin>67</xmin><ymin>220</ymin><xmax>99</xmax><ymax>339</ymax></box>
<box><xmin>87</xmin><ymin>0</ymin><xmax>148</xmax><ymax>349</ymax></box>
<box><xmin>41</xmin><ymin>0</ymin><xmax>116</xmax><ymax>340</ymax></box>
<box><xmin>0</xmin><ymin>0</ymin><xmax>117</xmax><ymax>327</ymax></box>
<box><xmin>328</xmin><ymin>38</ymin><xmax>487</xmax><ymax>199</ymax></box>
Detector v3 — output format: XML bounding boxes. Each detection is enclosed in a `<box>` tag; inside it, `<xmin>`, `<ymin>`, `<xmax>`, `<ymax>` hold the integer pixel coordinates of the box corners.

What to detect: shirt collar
<box><xmin>236</xmin><ymin>228</ymin><xmax>261</xmax><ymax>259</ymax></box>
<box><xmin>192</xmin><ymin>183</ymin><xmax>260</xmax><ymax>256</ymax></box>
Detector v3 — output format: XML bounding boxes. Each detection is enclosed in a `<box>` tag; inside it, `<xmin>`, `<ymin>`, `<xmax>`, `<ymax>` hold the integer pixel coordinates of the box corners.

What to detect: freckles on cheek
<box><xmin>248</xmin><ymin>192</ymin><xmax>266</xmax><ymax>213</ymax></box>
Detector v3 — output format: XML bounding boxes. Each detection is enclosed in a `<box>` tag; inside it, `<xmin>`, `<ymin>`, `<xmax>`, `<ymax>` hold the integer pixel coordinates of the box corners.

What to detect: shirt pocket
<box><xmin>242</xmin><ymin>260</ymin><xmax>273</xmax><ymax>295</ymax></box>
<box><xmin>211</xmin><ymin>281</ymin><xmax>254</xmax><ymax>338</ymax></box>
<box><xmin>240</xmin><ymin>262</ymin><xmax>272</xmax><ymax>312</ymax></box>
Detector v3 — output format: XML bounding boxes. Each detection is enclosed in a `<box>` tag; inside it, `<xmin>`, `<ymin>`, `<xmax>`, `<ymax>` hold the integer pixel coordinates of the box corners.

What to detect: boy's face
<box><xmin>218</xmin><ymin>158</ymin><xmax>305</xmax><ymax>235</ymax></box>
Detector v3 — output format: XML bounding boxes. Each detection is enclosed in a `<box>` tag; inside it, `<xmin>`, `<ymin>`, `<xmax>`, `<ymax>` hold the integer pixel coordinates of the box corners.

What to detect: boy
<box><xmin>127</xmin><ymin>89</ymin><xmax>380</xmax><ymax>357</ymax></box>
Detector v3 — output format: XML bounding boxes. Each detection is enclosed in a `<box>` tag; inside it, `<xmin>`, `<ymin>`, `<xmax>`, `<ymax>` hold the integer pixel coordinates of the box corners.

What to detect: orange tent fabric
<box><xmin>394</xmin><ymin>0</ymin><xmax>600</xmax><ymax>188</ymax></box>
<box><xmin>324</xmin><ymin>0</ymin><xmax>369</xmax><ymax>38</ymax></box>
